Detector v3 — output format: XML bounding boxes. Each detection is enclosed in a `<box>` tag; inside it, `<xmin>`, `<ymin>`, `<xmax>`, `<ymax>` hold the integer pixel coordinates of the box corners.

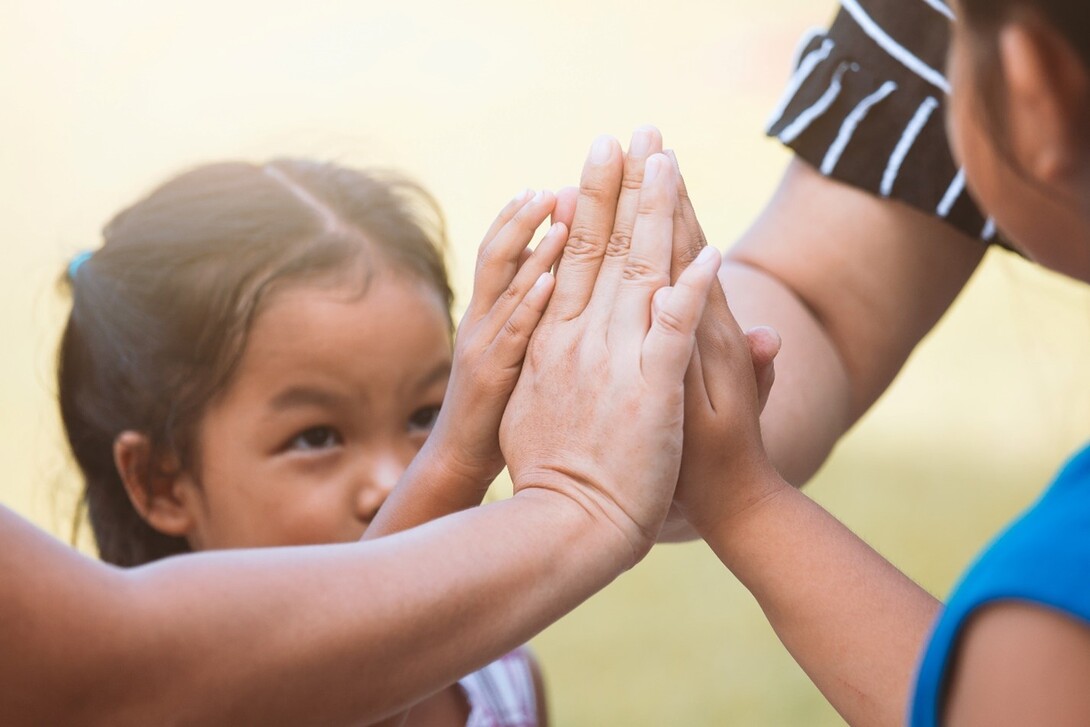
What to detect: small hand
<box><xmin>424</xmin><ymin>189</ymin><xmax>569</xmax><ymax>492</ymax></box>
<box><xmin>668</xmin><ymin>186</ymin><xmax>783</xmax><ymax>537</ymax></box>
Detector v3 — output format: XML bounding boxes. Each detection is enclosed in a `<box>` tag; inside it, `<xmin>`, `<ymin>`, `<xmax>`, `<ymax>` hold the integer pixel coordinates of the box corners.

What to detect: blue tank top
<box><xmin>910</xmin><ymin>443</ymin><xmax>1090</xmax><ymax>725</ymax></box>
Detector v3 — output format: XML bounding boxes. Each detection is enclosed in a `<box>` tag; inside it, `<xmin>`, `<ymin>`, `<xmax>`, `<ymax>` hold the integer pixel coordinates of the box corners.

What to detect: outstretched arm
<box><xmin>665</xmin><ymin>152</ymin><xmax>979</xmax><ymax>725</ymax></box>
<box><xmin>0</xmin><ymin>137</ymin><xmax>717</xmax><ymax>727</ymax></box>
<box><xmin>670</xmin><ymin>191</ymin><xmax>941</xmax><ymax>724</ymax></box>
<box><xmin>0</xmin><ymin>494</ymin><xmax>622</xmax><ymax>726</ymax></box>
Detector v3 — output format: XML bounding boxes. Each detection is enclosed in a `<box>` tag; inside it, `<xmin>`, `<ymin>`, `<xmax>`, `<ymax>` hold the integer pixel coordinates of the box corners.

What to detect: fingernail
<box><xmin>547</xmin><ymin>221</ymin><xmax>564</xmax><ymax>236</ymax></box>
<box><xmin>629</xmin><ymin>128</ymin><xmax>653</xmax><ymax>158</ymax></box>
<box><xmin>694</xmin><ymin>245</ymin><xmax>718</xmax><ymax>268</ymax></box>
<box><xmin>644</xmin><ymin>154</ymin><xmax>663</xmax><ymax>184</ymax></box>
<box><xmin>532</xmin><ymin>189</ymin><xmax>547</xmax><ymax>204</ymax></box>
<box><xmin>515</xmin><ymin>188</ymin><xmax>532</xmax><ymax>202</ymax></box>
<box><xmin>590</xmin><ymin>135</ymin><xmax>613</xmax><ymax>164</ymax></box>
<box><xmin>533</xmin><ymin>271</ymin><xmax>553</xmax><ymax>290</ymax></box>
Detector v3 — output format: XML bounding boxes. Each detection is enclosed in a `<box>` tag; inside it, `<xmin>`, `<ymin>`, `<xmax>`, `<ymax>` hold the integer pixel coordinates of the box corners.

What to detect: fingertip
<box><xmin>628</xmin><ymin>125</ymin><xmax>662</xmax><ymax>158</ymax></box>
<box><xmin>589</xmin><ymin>135</ymin><xmax>620</xmax><ymax>165</ymax></box>
<box><xmin>746</xmin><ymin>325</ymin><xmax>783</xmax><ymax>359</ymax></box>
<box><xmin>644</xmin><ymin>154</ymin><xmax>669</xmax><ymax>185</ymax></box>
<box><xmin>535</xmin><ymin>270</ymin><xmax>554</xmax><ymax>287</ymax></box>
<box><xmin>552</xmin><ymin>187</ymin><xmax>578</xmax><ymax>227</ymax></box>
<box><xmin>693</xmin><ymin>244</ymin><xmax>720</xmax><ymax>271</ymax></box>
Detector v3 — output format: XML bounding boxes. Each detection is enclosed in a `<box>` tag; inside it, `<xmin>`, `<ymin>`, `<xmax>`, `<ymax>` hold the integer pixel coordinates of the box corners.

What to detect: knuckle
<box><xmin>499</xmin><ymin>281</ymin><xmax>522</xmax><ymax>304</ymax></box>
<box><xmin>501</xmin><ymin>316</ymin><xmax>524</xmax><ymax>341</ymax></box>
<box><xmin>676</xmin><ymin>243</ymin><xmax>704</xmax><ymax>267</ymax></box>
<box><xmin>656</xmin><ymin>307</ymin><xmax>688</xmax><ymax>336</ymax></box>
<box><xmin>605</xmin><ymin>229</ymin><xmax>632</xmax><ymax>259</ymax></box>
<box><xmin>564</xmin><ymin>224</ymin><xmax>602</xmax><ymax>260</ymax></box>
<box><xmin>620</xmin><ymin>171</ymin><xmax>643</xmax><ymax>193</ymax></box>
<box><xmin>579</xmin><ymin>178</ymin><xmax>615</xmax><ymax>207</ymax></box>
<box><xmin>621</xmin><ymin>254</ymin><xmax>663</xmax><ymax>283</ymax></box>
<box><xmin>636</xmin><ymin>186</ymin><xmax>671</xmax><ymax>217</ymax></box>
<box><xmin>475</xmin><ymin>244</ymin><xmax>497</xmax><ymax>271</ymax></box>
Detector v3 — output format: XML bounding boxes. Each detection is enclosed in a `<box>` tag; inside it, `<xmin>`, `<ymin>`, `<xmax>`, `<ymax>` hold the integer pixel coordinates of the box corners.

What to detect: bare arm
<box><xmin>1</xmin><ymin>139</ymin><xmax>716</xmax><ymax>727</ymax></box>
<box><xmin>667</xmin><ymin>156</ymin><xmax>987</xmax><ymax>724</ymax></box>
<box><xmin>944</xmin><ymin>603</ymin><xmax>1090</xmax><ymax>726</ymax></box>
<box><xmin>0</xmin><ymin>495</ymin><xmax>620</xmax><ymax>726</ymax></box>
<box><xmin>671</xmin><ymin>253</ymin><xmax>941</xmax><ymax>725</ymax></box>
<box><xmin>723</xmin><ymin>159</ymin><xmax>985</xmax><ymax>484</ymax></box>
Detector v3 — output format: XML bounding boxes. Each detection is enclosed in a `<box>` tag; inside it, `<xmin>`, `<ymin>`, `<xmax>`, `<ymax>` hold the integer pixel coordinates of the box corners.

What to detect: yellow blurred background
<box><xmin>4</xmin><ymin>1</ymin><xmax>1090</xmax><ymax>724</ymax></box>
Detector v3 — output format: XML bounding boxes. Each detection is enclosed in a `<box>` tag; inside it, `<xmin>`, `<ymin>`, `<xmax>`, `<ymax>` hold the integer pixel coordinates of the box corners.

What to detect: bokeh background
<box><xmin>4</xmin><ymin>1</ymin><xmax>1090</xmax><ymax>724</ymax></box>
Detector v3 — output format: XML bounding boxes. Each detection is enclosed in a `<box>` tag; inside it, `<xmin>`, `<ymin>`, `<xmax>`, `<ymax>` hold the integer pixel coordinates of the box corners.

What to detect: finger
<box><xmin>590</xmin><ymin>126</ymin><xmax>663</xmax><ymax>305</ymax></box>
<box><xmin>516</xmin><ymin>246</ymin><xmax>533</xmax><ymax>272</ymax></box>
<box><xmin>479</xmin><ymin>189</ymin><xmax>534</xmax><ymax>252</ymax></box>
<box><xmin>545</xmin><ymin>135</ymin><xmax>624</xmax><ymax>321</ymax></box>
<box><xmin>483</xmin><ymin>222</ymin><xmax>569</xmax><ymax>339</ymax></box>
<box><xmin>488</xmin><ymin>272</ymin><xmax>556</xmax><ymax>372</ymax></box>
<box><xmin>643</xmin><ymin>245</ymin><xmax>721</xmax><ymax>385</ymax></box>
<box><xmin>746</xmin><ymin>326</ymin><xmax>782</xmax><ymax>412</ymax></box>
<box><xmin>470</xmin><ymin>190</ymin><xmax>556</xmax><ymax>318</ymax></box>
<box><xmin>552</xmin><ymin>186</ymin><xmax>578</xmax><ymax>230</ymax></box>
<box><xmin>663</xmin><ymin>149</ymin><xmax>708</xmax><ymax>284</ymax></box>
<box><xmin>607</xmin><ymin>154</ymin><xmax>677</xmax><ymax>350</ymax></box>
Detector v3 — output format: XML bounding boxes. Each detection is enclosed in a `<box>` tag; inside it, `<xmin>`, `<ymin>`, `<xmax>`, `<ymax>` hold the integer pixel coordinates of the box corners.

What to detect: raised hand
<box><xmin>501</xmin><ymin>136</ymin><xmax>721</xmax><ymax>563</ymax></box>
<box><xmin>367</xmin><ymin>190</ymin><xmax>568</xmax><ymax>537</ymax></box>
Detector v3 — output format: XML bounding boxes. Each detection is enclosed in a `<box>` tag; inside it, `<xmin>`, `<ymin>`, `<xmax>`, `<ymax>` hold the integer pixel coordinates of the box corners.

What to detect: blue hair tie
<box><xmin>68</xmin><ymin>251</ymin><xmax>93</xmax><ymax>280</ymax></box>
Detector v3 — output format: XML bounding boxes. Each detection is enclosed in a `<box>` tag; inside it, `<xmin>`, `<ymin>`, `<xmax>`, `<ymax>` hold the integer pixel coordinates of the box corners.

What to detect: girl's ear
<box><xmin>113</xmin><ymin>431</ymin><xmax>199</xmax><ymax>538</ymax></box>
<box><xmin>999</xmin><ymin>16</ymin><xmax>1090</xmax><ymax>185</ymax></box>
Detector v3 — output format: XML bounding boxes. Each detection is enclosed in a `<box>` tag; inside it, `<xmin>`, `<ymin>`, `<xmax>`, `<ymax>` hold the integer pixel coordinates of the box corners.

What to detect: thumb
<box><xmin>745</xmin><ymin>326</ymin><xmax>781</xmax><ymax>412</ymax></box>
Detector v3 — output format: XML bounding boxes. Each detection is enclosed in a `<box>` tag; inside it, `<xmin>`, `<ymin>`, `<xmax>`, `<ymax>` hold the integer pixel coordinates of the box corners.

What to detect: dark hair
<box><xmin>958</xmin><ymin>1</ymin><xmax>1090</xmax><ymax>146</ymax></box>
<box><xmin>58</xmin><ymin>159</ymin><xmax>453</xmax><ymax>567</ymax></box>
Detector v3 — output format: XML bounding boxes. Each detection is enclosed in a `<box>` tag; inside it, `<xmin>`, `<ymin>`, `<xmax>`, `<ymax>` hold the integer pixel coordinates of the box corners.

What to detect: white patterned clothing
<box><xmin>767</xmin><ymin>0</ymin><xmax>1004</xmax><ymax>246</ymax></box>
<box><xmin>457</xmin><ymin>647</ymin><xmax>539</xmax><ymax>727</ymax></box>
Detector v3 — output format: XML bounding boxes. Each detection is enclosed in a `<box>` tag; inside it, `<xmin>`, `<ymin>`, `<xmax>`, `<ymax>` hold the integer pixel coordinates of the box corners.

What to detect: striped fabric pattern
<box><xmin>767</xmin><ymin>0</ymin><xmax>999</xmax><ymax>244</ymax></box>
<box><xmin>458</xmin><ymin>647</ymin><xmax>539</xmax><ymax>727</ymax></box>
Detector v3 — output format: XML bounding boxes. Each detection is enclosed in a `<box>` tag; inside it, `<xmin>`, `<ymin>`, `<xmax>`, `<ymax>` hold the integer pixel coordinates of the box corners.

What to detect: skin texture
<box><xmin>0</xmin><ymin>137</ymin><xmax>717</xmax><ymax>726</ymax></box>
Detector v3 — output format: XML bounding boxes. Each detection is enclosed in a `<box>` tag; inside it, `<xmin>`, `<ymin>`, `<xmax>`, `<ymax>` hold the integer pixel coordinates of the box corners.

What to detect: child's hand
<box><xmin>423</xmin><ymin>189</ymin><xmax>570</xmax><ymax>492</ymax></box>
<box><xmin>501</xmin><ymin>137</ymin><xmax>720</xmax><ymax>564</ymax></box>
<box><xmin>663</xmin><ymin>155</ymin><xmax>786</xmax><ymax>536</ymax></box>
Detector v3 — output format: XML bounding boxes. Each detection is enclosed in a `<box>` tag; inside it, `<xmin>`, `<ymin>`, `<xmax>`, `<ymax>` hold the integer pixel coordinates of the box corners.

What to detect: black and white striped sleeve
<box><xmin>766</xmin><ymin>0</ymin><xmax>999</xmax><ymax>244</ymax></box>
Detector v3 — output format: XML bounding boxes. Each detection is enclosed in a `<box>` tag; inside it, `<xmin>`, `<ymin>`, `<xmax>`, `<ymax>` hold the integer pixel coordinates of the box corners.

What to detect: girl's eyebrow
<box><xmin>268</xmin><ymin>386</ymin><xmax>347</xmax><ymax>412</ymax></box>
<box><xmin>413</xmin><ymin>361</ymin><xmax>452</xmax><ymax>393</ymax></box>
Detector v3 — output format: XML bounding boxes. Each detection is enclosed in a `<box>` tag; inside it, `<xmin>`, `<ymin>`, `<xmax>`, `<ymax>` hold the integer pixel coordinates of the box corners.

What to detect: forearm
<box><xmin>699</xmin><ymin>472</ymin><xmax>940</xmax><ymax>727</ymax></box>
<box><xmin>1</xmin><ymin>496</ymin><xmax>625</xmax><ymax>726</ymax></box>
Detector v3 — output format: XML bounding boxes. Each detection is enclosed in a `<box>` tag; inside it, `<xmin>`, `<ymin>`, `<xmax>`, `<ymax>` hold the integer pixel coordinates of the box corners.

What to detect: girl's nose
<box><xmin>355</xmin><ymin>453</ymin><xmax>403</xmax><ymax>522</ymax></box>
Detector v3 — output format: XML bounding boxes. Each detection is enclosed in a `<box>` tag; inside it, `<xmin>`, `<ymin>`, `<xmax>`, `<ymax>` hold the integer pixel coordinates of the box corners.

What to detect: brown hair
<box><xmin>58</xmin><ymin>159</ymin><xmax>453</xmax><ymax>567</ymax></box>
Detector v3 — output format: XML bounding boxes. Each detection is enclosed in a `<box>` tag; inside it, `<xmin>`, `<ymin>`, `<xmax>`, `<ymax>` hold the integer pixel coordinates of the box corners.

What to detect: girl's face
<box><xmin>947</xmin><ymin>10</ymin><xmax>1090</xmax><ymax>280</ymax></box>
<box><xmin>178</xmin><ymin>274</ymin><xmax>451</xmax><ymax>550</ymax></box>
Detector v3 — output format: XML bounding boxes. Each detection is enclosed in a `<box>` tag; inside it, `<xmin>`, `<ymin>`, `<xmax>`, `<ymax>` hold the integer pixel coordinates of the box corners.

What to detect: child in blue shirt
<box><xmin>673</xmin><ymin>1</ymin><xmax>1090</xmax><ymax>724</ymax></box>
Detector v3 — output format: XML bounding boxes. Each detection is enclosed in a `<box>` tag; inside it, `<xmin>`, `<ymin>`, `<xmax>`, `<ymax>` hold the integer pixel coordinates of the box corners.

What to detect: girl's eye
<box><xmin>288</xmin><ymin>426</ymin><xmax>341</xmax><ymax>452</ymax></box>
<box><xmin>408</xmin><ymin>405</ymin><xmax>441</xmax><ymax>434</ymax></box>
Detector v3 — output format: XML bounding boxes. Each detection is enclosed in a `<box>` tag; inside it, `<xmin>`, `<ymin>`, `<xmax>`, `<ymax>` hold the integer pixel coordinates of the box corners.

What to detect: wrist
<box><xmin>686</xmin><ymin>454</ymin><xmax>789</xmax><ymax>540</ymax></box>
<box><xmin>511</xmin><ymin>468</ymin><xmax>658</xmax><ymax>570</ymax></box>
<box><xmin>416</xmin><ymin>426</ymin><xmax>499</xmax><ymax>499</ymax></box>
